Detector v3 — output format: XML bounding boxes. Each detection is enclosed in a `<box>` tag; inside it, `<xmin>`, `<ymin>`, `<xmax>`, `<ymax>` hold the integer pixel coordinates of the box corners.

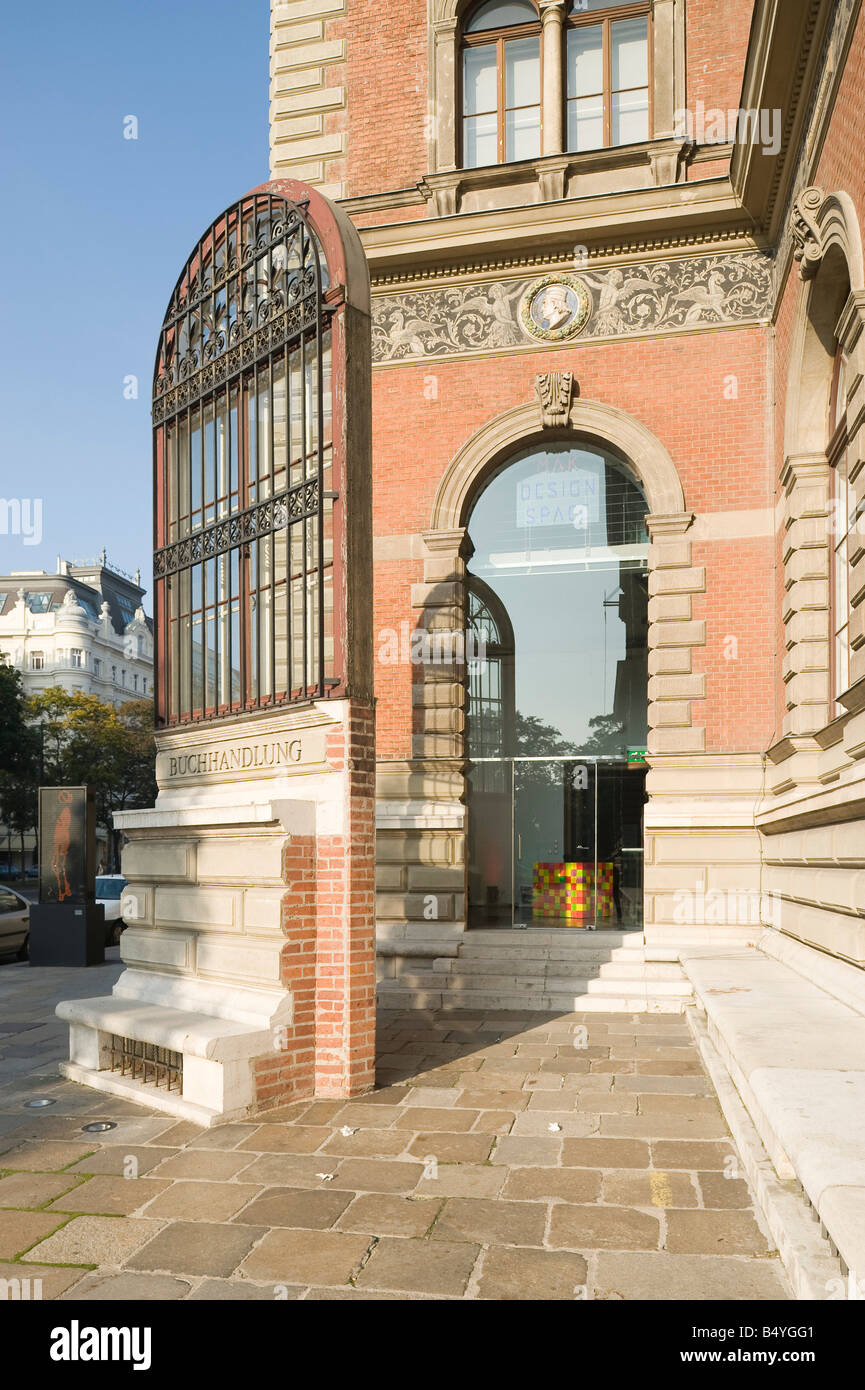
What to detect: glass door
<box><xmin>468</xmin><ymin>756</ymin><xmax>646</xmax><ymax>929</ymax></box>
<box><xmin>514</xmin><ymin>759</ymin><xmax>594</xmax><ymax>926</ymax></box>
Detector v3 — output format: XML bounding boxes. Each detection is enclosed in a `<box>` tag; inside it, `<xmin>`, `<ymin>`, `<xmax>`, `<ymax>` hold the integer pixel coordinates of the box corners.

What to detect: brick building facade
<box><xmin>269</xmin><ymin>0</ymin><xmax>865</xmax><ymax>1004</ymax></box>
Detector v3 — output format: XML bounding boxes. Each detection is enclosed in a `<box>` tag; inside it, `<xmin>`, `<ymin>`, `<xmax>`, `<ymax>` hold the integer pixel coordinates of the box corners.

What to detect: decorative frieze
<box><xmin>371</xmin><ymin>251</ymin><xmax>773</xmax><ymax>364</ymax></box>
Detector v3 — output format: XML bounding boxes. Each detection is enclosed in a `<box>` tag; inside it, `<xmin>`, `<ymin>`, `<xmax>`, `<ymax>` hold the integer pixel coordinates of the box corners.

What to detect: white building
<box><xmin>0</xmin><ymin>553</ymin><xmax>153</xmax><ymax>704</ymax></box>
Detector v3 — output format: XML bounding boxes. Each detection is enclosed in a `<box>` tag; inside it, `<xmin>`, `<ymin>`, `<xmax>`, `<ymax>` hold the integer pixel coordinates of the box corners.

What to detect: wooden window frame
<box><xmin>461</xmin><ymin>17</ymin><xmax>543</xmax><ymax>167</ymax></box>
<box><xmin>565</xmin><ymin>0</ymin><xmax>653</xmax><ymax>152</ymax></box>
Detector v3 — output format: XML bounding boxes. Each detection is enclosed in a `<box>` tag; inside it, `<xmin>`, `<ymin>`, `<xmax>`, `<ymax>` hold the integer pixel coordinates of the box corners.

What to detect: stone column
<box><xmin>540</xmin><ymin>1</ymin><xmax>566</xmax><ymax>156</ymax></box>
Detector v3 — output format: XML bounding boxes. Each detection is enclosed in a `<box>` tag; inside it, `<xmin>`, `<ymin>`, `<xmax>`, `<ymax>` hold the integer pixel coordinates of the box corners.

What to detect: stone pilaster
<box><xmin>374</xmin><ymin>529</ymin><xmax>471</xmax><ymax>949</ymax></box>
<box><xmin>646</xmin><ymin>512</ymin><xmax>705</xmax><ymax>754</ymax></box>
<box><xmin>780</xmin><ymin>452</ymin><xmax>831</xmax><ymax>735</ymax></box>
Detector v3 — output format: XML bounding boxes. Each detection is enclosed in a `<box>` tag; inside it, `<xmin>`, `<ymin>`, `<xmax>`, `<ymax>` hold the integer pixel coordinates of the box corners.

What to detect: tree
<box><xmin>0</xmin><ymin>659</ymin><xmax>40</xmax><ymax>874</ymax></box>
<box><xmin>25</xmin><ymin>688</ymin><xmax>157</xmax><ymax>871</ymax></box>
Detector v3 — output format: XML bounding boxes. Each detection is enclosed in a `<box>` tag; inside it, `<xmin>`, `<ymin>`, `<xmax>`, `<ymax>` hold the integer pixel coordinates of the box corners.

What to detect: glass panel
<box><xmin>155</xmin><ymin>200</ymin><xmax>334</xmax><ymax>723</ymax></box>
<box><xmin>467</xmin><ymin>761</ymin><xmax>514</xmax><ymax>927</ymax></box>
<box><xmin>191</xmin><ymin>564</ymin><xmax>203</xmax><ymax>713</ymax></box>
<box><xmin>611</xmin><ymin>16</ymin><xmax>648</xmax><ymax>88</ymax></box>
<box><xmin>568</xmin><ymin>94</ymin><xmax>604</xmax><ymax>150</ymax></box>
<box><xmin>596</xmin><ymin>762</ymin><xmax>645</xmax><ymax>928</ymax></box>
<box><xmin>190</xmin><ymin>407</ymin><xmax>202</xmax><ymax>531</ymax></box>
<box><xmin>612</xmin><ymin>87</ymin><xmax>649</xmax><ymax>144</ymax></box>
<box><xmin>463</xmin><ymin>45</ymin><xmax>498</xmax><ymax>115</ymax></box>
<box><xmin>468</xmin><ymin>757</ymin><xmax>646</xmax><ymax>929</ymax></box>
<box><xmin>514</xmin><ymin>761</ymin><xmax>583</xmax><ymax>926</ymax></box>
<box><xmin>466</xmin><ymin>0</ymin><xmax>537</xmax><ymax>32</ymax></box>
<box><xmin>506</xmin><ymin>105</ymin><xmax>541</xmax><ymax>160</ymax></box>
<box><xmin>505</xmin><ymin>36</ymin><xmax>540</xmax><ymax>106</ymax></box>
<box><xmin>464</xmin><ymin>112</ymin><xmax>499</xmax><ymax>167</ymax></box>
<box><xmin>466</xmin><ymin>443</ymin><xmax>649</xmax><ymax>753</ymax></box>
<box><xmin>567</xmin><ymin>24</ymin><xmax>603</xmax><ymax>97</ymax></box>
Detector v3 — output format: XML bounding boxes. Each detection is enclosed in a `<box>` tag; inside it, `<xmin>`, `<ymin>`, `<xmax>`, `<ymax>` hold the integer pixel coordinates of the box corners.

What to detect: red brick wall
<box><xmin>317</xmin><ymin>706</ymin><xmax>377</xmax><ymax>1096</ymax></box>
<box><xmin>691</xmin><ymin>537</ymin><xmax>776</xmax><ymax>750</ymax></box>
<box><xmin>685</xmin><ymin>0</ymin><xmax>756</xmax><ymax>115</ymax></box>
<box><xmin>814</xmin><ymin>10</ymin><xmax>865</xmax><ymax>224</ymax></box>
<box><xmin>345</xmin><ymin>0</ymin><xmax>427</xmax><ymax>198</ymax></box>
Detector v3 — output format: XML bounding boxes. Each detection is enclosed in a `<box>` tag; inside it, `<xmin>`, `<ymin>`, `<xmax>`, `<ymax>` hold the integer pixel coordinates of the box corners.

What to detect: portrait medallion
<box><xmin>519</xmin><ymin>274</ymin><xmax>592</xmax><ymax>343</ymax></box>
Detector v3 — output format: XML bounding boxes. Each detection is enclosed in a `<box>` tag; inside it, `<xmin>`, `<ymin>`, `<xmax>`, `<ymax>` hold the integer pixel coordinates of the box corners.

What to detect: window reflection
<box><xmin>466</xmin><ymin>442</ymin><xmax>649</xmax><ymax>755</ymax></box>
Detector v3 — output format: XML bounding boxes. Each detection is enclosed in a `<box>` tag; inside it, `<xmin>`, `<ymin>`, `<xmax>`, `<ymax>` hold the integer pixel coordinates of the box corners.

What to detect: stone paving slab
<box><xmin>0</xmin><ymin>966</ymin><xmax>795</xmax><ymax>1301</ymax></box>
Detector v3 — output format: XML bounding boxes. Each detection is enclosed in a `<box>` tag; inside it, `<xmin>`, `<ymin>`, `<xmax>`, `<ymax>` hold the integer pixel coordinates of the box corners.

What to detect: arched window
<box><xmin>460</xmin><ymin>0</ymin><xmax>651</xmax><ymax>169</ymax></box>
<box><xmin>566</xmin><ymin>0</ymin><xmax>651</xmax><ymax>152</ymax></box>
<box><xmin>466</xmin><ymin>577</ymin><xmax>515</xmax><ymax>756</ymax></box>
<box><xmin>830</xmin><ymin>342</ymin><xmax>852</xmax><ymax>709</ymax></box>
<box><xmin>462</xmin><ymin>0</ymin><xmax>541</xmax><ymax>168</ymax></box>
<box><xmin>152</xmin><ymin>192</ymin><xmax>334</xmax><ymax>726</ymax></box>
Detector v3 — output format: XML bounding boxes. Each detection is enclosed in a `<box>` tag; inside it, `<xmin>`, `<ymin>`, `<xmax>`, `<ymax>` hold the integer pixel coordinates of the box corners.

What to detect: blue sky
<box><xmin>0</xmin><ymin>0</ymin><xmax>269</xmax><ymax>601</ymax></box>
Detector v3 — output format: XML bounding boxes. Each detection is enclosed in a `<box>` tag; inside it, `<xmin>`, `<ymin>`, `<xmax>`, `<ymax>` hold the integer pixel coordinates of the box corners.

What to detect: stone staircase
<box><xmin>376</xmin><ymin>928</ymin><xmax>692</xmax><ymax>1013</ymax></box>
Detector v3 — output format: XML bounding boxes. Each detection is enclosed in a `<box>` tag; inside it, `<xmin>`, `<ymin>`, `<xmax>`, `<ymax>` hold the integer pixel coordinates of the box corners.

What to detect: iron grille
<box><xmin>108</xmin><ymin>1035</ymin><xmax>183</xmax><ymax>1092</ymax></box>
<box><xmin>152</xmin><ymin>191</ymin><xmax>336</xmax><ymax>725</ymax></box>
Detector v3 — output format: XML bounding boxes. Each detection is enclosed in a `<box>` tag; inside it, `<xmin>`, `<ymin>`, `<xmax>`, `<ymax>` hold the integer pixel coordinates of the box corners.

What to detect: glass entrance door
<box><xmin>468</xmin><ymin>756</ymin><xmax>645</xmax><ymax>929</ymax></box>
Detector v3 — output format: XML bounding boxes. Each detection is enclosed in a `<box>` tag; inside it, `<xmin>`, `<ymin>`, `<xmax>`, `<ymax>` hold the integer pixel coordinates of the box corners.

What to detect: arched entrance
<box><xmin>464</xmin><ymin>439</ymin><xmax>649</xmax><ymax>929</ymax></box>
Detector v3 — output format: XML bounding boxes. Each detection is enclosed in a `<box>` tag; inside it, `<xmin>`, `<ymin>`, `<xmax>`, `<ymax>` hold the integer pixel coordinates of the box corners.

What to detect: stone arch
<box><xmin>430</xmin><ymin>397</ymin><xmax>688</xmax><ymax>532</ymax></box>
<box><xmin>783</xmin><ymin>187</ymin><xmax>865</xmax><ymax>730</ymax></box>
<box><xmin>421</xmin><ymin>395</ymin><xmax>703</xmax><ymax>769</ymax></box>
<box><xmin>785</xmin><ymin>190</ymin><xmax>865</xmax><ymax>458</ymax></box>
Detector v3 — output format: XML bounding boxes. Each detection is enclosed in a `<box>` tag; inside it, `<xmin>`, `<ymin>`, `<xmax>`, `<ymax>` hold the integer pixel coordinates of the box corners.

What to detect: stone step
<box><xmin>379</xmin><ymin>971</ymin><xmax>691</xmax><ymax>997</ymax></box>
<box><xmin>376</xmin><ymin>985</ymin><xmax>687</xmax><ymax>1014</ymax></box>
<box><xmin>455</xmin><ymin>945</ymin><xmax>649</xmax><ymax>964</ymax></box>
<box><xmin>429</xmin><ymin>958</ymin><xmax>684</xmax><ymax>981</ymax></box>
<box><xmin>461</xmin><ymin>928</ymin><xmax>642</xmax><ymax>947</ymax></box>
<box><xmin>430</xmin><ymin>956</ymin><xmax>681</xmax><ymax>978</ymax></box>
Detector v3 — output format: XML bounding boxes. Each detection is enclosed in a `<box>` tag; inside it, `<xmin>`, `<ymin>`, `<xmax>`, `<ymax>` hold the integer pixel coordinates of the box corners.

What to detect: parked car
<box><xmin>0</xmin><ymin>884</ymin><xmax>30</xmax><ymax>960</ymax></box>
<box><xmin>95</xmin><ymin>875</ymin><xmax>129</xmax><ymax>946</ymax></box>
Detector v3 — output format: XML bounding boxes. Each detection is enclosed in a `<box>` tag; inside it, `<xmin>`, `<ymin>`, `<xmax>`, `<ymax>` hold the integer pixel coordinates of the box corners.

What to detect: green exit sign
<box><xmin>627</xmin><ymin>748</ymin><xmax>647</xmax><ymax>766</ymax></box>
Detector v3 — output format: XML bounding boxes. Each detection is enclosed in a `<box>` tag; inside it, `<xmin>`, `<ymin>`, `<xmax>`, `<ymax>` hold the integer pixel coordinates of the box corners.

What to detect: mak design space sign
<box><xmin>516</xmin><ymin>463</ymin><xmax>602</xmax><ymax>528</ymax></box>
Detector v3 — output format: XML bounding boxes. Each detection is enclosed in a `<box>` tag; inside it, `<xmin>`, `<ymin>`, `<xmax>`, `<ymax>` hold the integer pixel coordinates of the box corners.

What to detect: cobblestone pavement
<box><xmin>0</xmin><ymin>960</ymin><xmax>791</xmax><ymax>1300</ymax></box>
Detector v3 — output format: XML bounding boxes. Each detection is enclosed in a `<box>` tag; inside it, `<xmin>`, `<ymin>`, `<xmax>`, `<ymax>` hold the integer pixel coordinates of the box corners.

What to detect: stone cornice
<box><xmin>357</xmin><ymin>179</ymin><xmax>756</xmax><ymax>284</ymax></box>
<box><xmin>732</xmin><ymin>0</ymin><xmax>835</xmax><ymax>241</ymax></box>
<box><xmin>367</xmin><ymin>222</ymin><xmax>760</xmax><ymax>289</ymax></box>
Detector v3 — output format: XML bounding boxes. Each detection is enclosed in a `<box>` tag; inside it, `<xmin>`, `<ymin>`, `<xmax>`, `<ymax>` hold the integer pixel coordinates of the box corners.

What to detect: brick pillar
<box><xmin>252</xmin><ymin>700</ymin><xmax>376</xmax><ymax>1109</ymax></box>
<box><xmin>316</xmin><ymin>702</ymin><xmax>377</xmax><ymax>1097</ymax></box>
